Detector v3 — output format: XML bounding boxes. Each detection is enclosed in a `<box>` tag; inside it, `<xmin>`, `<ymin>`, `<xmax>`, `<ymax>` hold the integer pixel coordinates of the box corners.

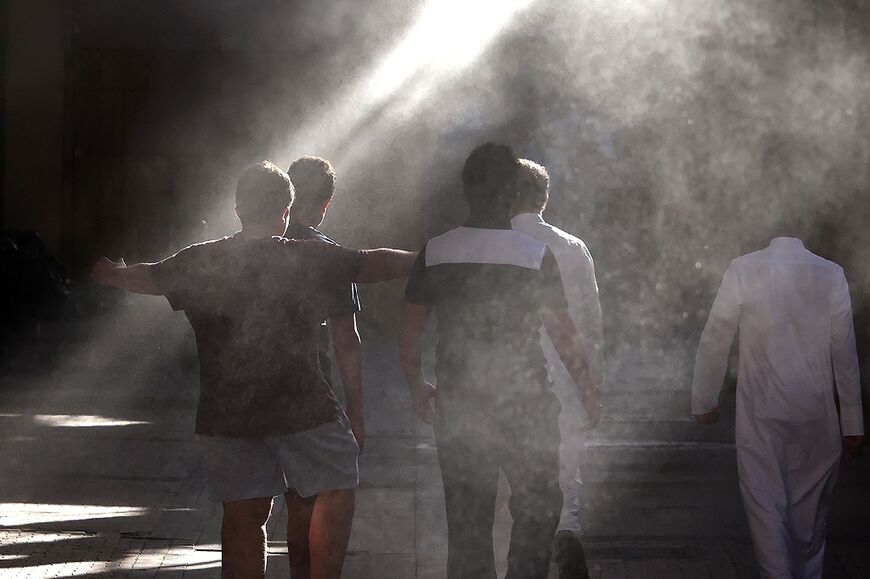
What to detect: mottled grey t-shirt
<box><xmin>152</xmin><ymin>234</ymin><xmax>363</xmax><ymax>437</ymax></box>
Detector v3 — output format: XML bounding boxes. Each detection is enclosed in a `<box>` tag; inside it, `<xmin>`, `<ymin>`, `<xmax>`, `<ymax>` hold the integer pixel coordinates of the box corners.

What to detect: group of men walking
<box><xmin>91</xmin><ymin>142</ymin><xmax>863</xmax><ymax>579</ymax></box>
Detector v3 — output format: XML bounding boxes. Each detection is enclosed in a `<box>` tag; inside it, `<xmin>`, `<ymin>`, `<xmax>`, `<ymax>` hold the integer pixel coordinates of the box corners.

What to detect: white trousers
<box><xmin>551</xmin><ymin>369</ymin><xmax>588</xmax><ymax>535</ymax></box>
<box><xmin>737</xmin><ymin>418</ymin><xmax>840</xmax><ymax>579</ymax></box>
<box><xmin>557</xmin><ymin>418</ymin><xmax>585</xmax><ymax>534</ymax></box>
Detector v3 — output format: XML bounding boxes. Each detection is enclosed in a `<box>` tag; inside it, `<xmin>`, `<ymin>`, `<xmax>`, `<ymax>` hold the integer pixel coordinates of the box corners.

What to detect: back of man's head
<box><xmin>516</xmin><ymin>159</ymin><xmax>550</xmax><ymax>214</ymax></box>
<box><xmin>462</xmin><ymin>143</ymin><xmax>520</xmax><ymax>219</ymax></box>
<box><xmin>287</xmin><ymin>156</ymin><xmax>337</xmax><ymax>222</ymax></box>
<box><xmin>235</xmin><ymin>161</ymin><xmax>295</xmax><ymax>226</ymax></box>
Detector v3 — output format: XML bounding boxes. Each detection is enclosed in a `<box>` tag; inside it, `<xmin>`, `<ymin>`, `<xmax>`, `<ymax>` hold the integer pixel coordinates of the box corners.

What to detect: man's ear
<box><xmin>282</xmin><ymin>206</ymin><xmax>291</xmax><ymax>221</ymax></box>
<box><xmin>321</xmin><ymin>198</ymin><xmax>332</xmax><ymax>214</ymax></box>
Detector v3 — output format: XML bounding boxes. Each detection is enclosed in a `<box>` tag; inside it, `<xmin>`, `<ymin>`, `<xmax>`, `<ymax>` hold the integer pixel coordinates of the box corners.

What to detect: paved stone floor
<box><xmin>0</xmin><ymin>298</ymin><xmax>868</xmax><ymax>578</ymax></box>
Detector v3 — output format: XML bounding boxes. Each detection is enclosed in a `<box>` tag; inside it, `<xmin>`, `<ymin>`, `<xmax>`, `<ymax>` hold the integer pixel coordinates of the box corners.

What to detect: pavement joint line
<box><xmin>586</xmin><ymin>440</ymin><xmax>736</xmax><ymax>449</ymax></box>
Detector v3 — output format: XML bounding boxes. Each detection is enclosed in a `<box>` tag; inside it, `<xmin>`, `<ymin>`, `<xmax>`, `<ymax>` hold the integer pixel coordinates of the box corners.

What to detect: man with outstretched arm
<box><xmin>692</xmin><ymin>236</ymin><xmax>864</xmax><ymax>579</ymax></box>
<box><xmin>399</xmin><ymin>144</ymin><xmax>599</xmax><ymax>579</ymax></box>
<box><xmin>92</xmin><ymin>161</ymin><xmax>415</xmax><ymax>579</ymax></box>
<box><xmin>511</xmin><ymin>159</ymin><xmax>603</xmax><ymax>579</ymax></box>
<box><xmin>281</xmin><ymin>155</ymin><xmax>365</xmax><ymax>579</ymax></box>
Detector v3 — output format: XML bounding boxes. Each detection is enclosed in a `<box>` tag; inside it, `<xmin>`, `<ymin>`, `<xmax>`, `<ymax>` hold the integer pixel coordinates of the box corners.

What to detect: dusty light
<box><xmin>366</xmin><ymin>0</ymin><xmax>535</xmax><ymax>100</ymax></box>
<box><xmin>267</xmin><ymin>0</ymin><xmax>537</xmax><ymax>184</ymax></box>
<box><xmin>0</xmin><ymin>503</ymin><xmax>148</xmax><ymax>527</ymax></box>
<box><xmin>31</xmin><ymin>415</ymin><xmax>151</xmax><ymax>428</ymax></box>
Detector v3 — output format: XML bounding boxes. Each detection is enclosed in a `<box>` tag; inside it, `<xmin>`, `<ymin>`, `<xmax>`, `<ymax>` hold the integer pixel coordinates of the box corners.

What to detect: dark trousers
<box><xmin>434</xmin><ymin>396</ymin><xmax>562</xmax><ymax>579</ymax></box>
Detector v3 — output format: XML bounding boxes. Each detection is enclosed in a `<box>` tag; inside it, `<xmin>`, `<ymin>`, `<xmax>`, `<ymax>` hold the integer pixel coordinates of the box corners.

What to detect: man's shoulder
<box><xmin>539</xmin><ymin>221</ymin><xmax>590</xmax><ymax>252</ymax></box>
<box><xmin>168</xmin><ymin>236</ymin><xmax>231</xmax><ymax>260</ymax></box>
<box><xmin>425</xmin><ymin>227</ymin><xmax>547</xmax><ymax>270</ymax></box>
<box><xmin>285</xmin><ymin>225</ymin><xmax>340</xmax><ymax>247</ymax></box>
<box><xmin>737</xmin><ymin>247</ymin><xmax>840</xmax><ymax>272</ymax></box>
<box><xmin>513</xmin><ymin>216</ymin><xmax>590</xmax><ymax>253</ymax></box>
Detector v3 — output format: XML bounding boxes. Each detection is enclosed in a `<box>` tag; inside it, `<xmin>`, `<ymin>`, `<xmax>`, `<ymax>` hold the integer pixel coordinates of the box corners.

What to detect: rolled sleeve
<box><xmin>540</xmin><ymin>249</ymin><xmax>569</xmax><ymax>312</ymax></box>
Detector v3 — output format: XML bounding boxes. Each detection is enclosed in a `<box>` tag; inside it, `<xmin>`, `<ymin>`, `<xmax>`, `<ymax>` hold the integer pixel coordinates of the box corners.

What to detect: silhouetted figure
<box><xmin>91</xmin><ymin>161</ymin><xmax>415</xmax><ymax>579</ymax></box>
<box><xmin>693</xmin><ymin>237</ymin><xmax>864</xmax><ymax>579</ymax></box>
<box><xmin>399</xmin><ymin>144</ymin><xmax>593</xmax><ymax>579</ymax></box>
<box><xmin>511</xmin><ymin>159</ymin><xmax>602</xmax><ymax>579</ymax></box>
<box><xmin>282</xmin><ymin>156</ymin><xmax>364</xmax><ymax>579</ymax></box>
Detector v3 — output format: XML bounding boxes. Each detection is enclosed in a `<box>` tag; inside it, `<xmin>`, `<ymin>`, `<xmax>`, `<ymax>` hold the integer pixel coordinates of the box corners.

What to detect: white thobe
<box><xmin>511</xmin><ymin>212</ymin><xmax>604</xmax><ymax>534</ymax></box>
<box><xmin>692</xmin><ymin>237</ymin><xmax>863</xmax><ymax>579</ymax></box>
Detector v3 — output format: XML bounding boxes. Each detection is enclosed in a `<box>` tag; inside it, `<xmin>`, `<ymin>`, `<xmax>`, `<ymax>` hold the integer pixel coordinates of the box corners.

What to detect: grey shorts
<box><xmin>202</xmin><ymin>415</ymin><xmax>360</xmax><ymax>503</ymax></box>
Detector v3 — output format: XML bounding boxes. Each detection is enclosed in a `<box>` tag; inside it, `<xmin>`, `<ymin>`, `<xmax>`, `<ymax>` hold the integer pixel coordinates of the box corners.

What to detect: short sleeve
<box><xmin>539</xmin><ymin>249</ymin><xmax>569</xmax><ymax>311</ymax></box>
<box><xmin>404</xmin><ymin>247</ymin><xmax>431</xmax><ymax>305</ymax></box>
<box><xmin>150</xmin><ymin>244</ymin><xmax>202</xmax><ymax>311</ymax></box>
<box><xmin>304</xmin><ymin>242</ymin><xmax>364</xmax><ymax>291</ymax></box>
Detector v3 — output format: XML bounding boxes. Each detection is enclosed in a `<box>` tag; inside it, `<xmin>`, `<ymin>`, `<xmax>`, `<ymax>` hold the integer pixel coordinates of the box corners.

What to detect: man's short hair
<box><xmin>287</xmin><ymin>156</ymin><xmax>337</xmax><ymax>213</ymax></box>
<box><xmin>235</xmin><ymin>161</ymin><xmax>295</xmax><ymax>224</ymax></box>
<box><xmin>461</xmin><ymin>143</ymin><xmax>520</xmax><ymax>212</ymax></box>
<box><xmin>517</xmin><ymin>159</ymin><xmax>550</xmax><ymax>211</ymax></box>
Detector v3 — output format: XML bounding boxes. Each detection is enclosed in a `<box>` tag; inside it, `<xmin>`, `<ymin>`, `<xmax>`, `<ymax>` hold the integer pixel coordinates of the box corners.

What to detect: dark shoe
<box><xmin>553</xmin><ymin>530</ymin><xmax>590</xmax><ymax>579</ymax></box>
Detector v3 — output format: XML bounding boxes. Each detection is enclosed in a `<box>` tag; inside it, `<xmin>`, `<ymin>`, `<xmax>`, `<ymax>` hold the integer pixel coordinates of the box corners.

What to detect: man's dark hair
<box><xmin>235</xmin><ymin>161</ymin><xmax>295</xmax><ymax>224</ymax></box>
<box><xmin>461</xmin><ymin>143</ymin><xmax>520</xmax><ymax>216</ymax></box>
<box><xmin>287</xmin><ymin>156</ymin><xmax>337</xmax><ymax>215</ymax></box>
<box><xmin>517</xmin><ymin>159</ymin><xmax>550</xmax><ymax>212</ymax></box>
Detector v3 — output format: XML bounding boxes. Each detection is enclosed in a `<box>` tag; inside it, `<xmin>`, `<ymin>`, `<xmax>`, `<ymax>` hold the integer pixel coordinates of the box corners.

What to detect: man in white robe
<box><xmin>511</xmin><ymin>159</ymin><xmax>603</xmax><ymax>579</ymax></box>
<box><xmin>692</xmin><ymin>237</ymin><xmax>864</xmax><ymax>579</ymax></box>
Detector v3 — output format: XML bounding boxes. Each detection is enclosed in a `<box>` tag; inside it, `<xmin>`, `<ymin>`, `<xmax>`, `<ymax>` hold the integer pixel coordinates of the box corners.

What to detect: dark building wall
<box><xmin>0</xmin><ymin>0</ymin><xmax>6</xmax><ymax>224</ymax></box>
<box><xmin>2</xmin><ymin>0</ymin><xmax>66</xmax><ymax>252</ymax></box>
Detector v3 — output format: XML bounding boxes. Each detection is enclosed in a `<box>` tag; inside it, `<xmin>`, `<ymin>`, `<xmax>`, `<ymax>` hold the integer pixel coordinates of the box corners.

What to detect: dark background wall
<box><xmin>3</xmin><ymin>0</ymin><xmax>869</xmax><ymax>390</ymax></box>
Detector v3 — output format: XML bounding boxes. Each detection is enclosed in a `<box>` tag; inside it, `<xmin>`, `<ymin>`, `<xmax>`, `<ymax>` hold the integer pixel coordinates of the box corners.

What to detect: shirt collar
<box><xmin>769</xmin><ymin>237</ymin><xmax>805</xmax><ymax>251</ymax></box>
<box><xmin>510</xmin><ymin>212</ymin><xmax>545</xmax><ymax>229</ymax></box>
<box><xmin>286</xmin><ymin>223</ymin><xmax>317</xmax><ymax>238</ymax></box>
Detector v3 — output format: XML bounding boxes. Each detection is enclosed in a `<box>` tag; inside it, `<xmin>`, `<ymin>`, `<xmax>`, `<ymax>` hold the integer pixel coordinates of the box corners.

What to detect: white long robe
<box><xmin>692</xmin><ymin>237</ymin><xmax>864</xmax><ymax>579</ymax></box>
<box><xmin>511</xmin><ymin>212</ymin><xmax>604</xmax><ymax>534</ymax></box>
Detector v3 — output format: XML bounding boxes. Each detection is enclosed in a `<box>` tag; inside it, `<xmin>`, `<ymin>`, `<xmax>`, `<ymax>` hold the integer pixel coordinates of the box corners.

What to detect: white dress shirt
<box><xmin>511</xmin><ymin>212</ymin><xmax>604</xmax><ymax>426</ymax></box>
<box><xmin>692</xmin><ymin>237</ymin><xmax>863</xmax><ymax>436</ymax></box>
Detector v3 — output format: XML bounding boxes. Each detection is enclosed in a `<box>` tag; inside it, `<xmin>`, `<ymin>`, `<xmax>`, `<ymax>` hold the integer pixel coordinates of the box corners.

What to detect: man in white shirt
<box><xmin>511</xmin><ymin>159</ymin><xmax>603</xmax><ymax>579</ymax></box>
<box><xmin>692</xmin><ymin>237</ymin><xmax>864</xmax><ymax>579</ymax></box>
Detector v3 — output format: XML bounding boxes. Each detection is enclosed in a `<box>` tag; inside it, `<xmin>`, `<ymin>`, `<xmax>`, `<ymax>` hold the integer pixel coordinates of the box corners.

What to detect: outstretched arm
<box><xmin>91</xmin><ymin>258</ymin><xmax>162</xmax><ymax>295</ymax></box>
<box><xmin>541</xmin><ymin>306</ymin><xmax>600</xmax><ymax>429</ymax></box>
<box><xmin>356</xmin><ymin>249</ymin><xmax>417</xmax><ymax>283</ymax></box>
<box><xmin>399</xmin><ymin>302</ymin><xmax>435</xmax><ymax>424</ymax></box>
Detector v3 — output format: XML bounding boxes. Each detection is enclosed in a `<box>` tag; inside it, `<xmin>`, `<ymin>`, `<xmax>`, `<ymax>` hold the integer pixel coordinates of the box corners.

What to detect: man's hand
<box><xmin>410</xmin><ymin>380</ymin><xmax>436</xmax><ymax>425</ymax></box>
<box><xmin>694</xmin><ymin>407</ymin><xmax>720</xmax><ymax>425</ymax></box>
<box><xmin>843</xmin><ymin>435</ymin><xmax>864</xmax><ymax>460</ymax></box>
<box><xmin>90</xmin><ymin>257</ymin><xmax>126</xmax><ymax>286</ymax></box>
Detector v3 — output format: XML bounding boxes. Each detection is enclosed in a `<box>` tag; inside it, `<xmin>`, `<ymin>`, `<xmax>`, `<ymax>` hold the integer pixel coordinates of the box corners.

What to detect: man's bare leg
<box><xmin>221</xmin><ymin>497</ymin><xmax>273</xmax><ymax>579</ymax></box>
<box><xmin>309</xmin><ymin>489</ymin><xmax>355</xmax><ymax>579</ymax></box>
<box><xmin>285</xmin><ymin>489</ymin><xmax>316</xmax><ymax>579</ymax></box>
